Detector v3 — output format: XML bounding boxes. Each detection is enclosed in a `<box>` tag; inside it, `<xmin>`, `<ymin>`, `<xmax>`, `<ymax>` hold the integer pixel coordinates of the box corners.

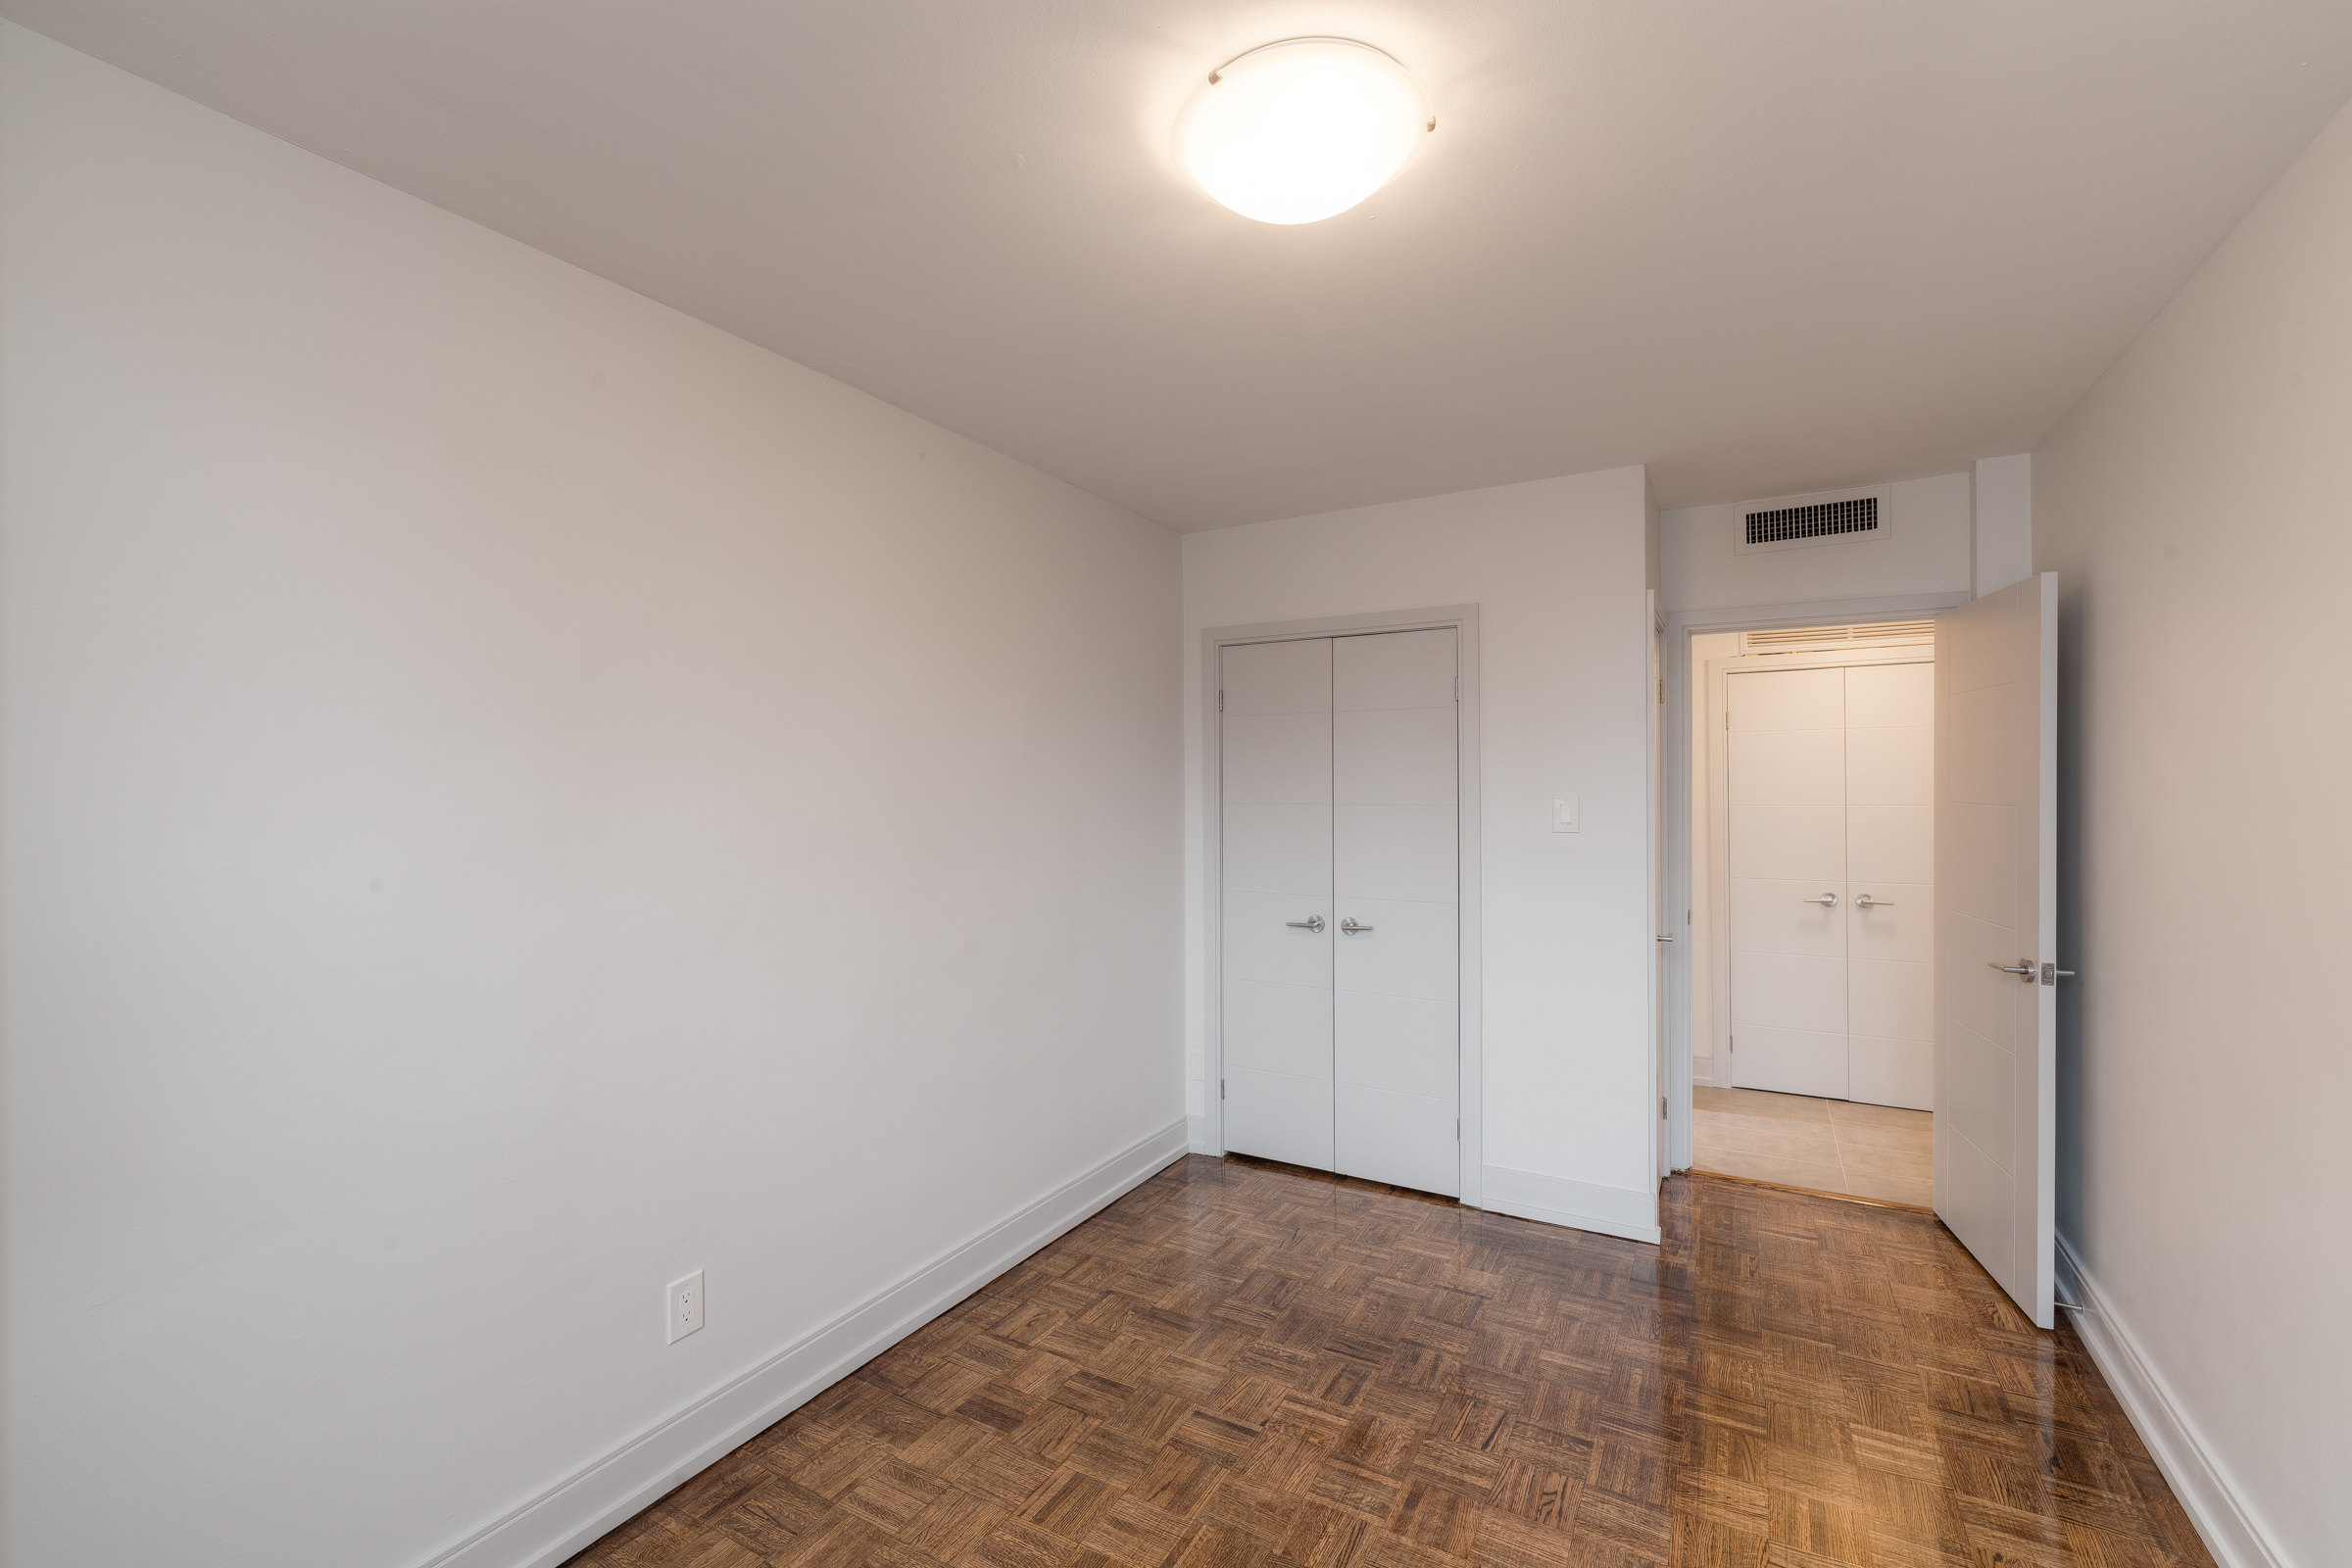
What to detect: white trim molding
<box><xmin>2055</xmin><ymin>1234</ymin><xmax>2287</xmax><ymax>1568</ymax></box>
<box><xmin>1482</xmin><ymin>1165</ymin><xmax>1661</xmax><ymax>1246</ymax></box>
<box><xmin>413</xmin><ymin>1120</ymin><xmax>1192</xmax><ymax>1568</ymax></box>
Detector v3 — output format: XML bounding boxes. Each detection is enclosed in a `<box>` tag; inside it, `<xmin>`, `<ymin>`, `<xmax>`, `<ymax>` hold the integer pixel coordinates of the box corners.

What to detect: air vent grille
<box><xmin>1741</xmin><ymin>619</ymin><xmax>1935</xmax><ymax>653</ymax></box>
<box><xmin>1745</xmin><ymin>496</ymin><xmax>1878</xmax><ymax>545</ymax></box>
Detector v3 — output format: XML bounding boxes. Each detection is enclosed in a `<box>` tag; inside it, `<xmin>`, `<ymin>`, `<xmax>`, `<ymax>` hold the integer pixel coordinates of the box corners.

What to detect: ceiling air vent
<box><xmin>1741</xmin><ymin>619</ymin><xmax>1936</xmax><ymax>654</ymax></box>
<box><xmin>1733</xmin><ymin>486</ymin><xmax>1888</xmax><ymax>554</ymax></box>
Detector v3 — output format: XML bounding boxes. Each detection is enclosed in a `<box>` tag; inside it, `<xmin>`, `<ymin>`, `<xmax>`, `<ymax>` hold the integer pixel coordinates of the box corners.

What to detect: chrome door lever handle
<box><xmin>1285</xmin><ymin>915</ymin><xmax>1325</xmax><ymax>933</ymax></box>
<box><xmin>1855</xmin><ymin>894</ymin><xmax>1893</xmax><ymax>908</ymax></box>
<box><xmin>1656</xmin><ymin>934</ymin><xmax>1675</xmax><ymax>942</ymax></box>
<box><xmin>1340</xmin><ymin>917</ymin><xmax>1373</xmax><ymax>934</ymax></box>
<box><xmin>1801</xmin><ymin>893</ymin><xmax>1838</xmax><ymax>906</ymax></box>
<box><xmin>1988</xmin><ymin>959</ymin><xmax>2035</xmax><ymax>981</ymax></box>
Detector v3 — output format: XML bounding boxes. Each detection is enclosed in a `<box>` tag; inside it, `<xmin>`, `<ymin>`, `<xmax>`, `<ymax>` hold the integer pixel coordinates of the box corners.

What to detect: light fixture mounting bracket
<box><xmin>1202</xmin><ymin>36</ymin><xmax>1435</xmax><ymax>128</ymax></box>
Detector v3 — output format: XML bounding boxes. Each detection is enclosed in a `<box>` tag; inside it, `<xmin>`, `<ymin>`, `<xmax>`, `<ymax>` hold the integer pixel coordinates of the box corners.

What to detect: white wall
<box><xmin>0</xmin><ymin>24</ymin><xmax>1181</xmax><ymax>1568</ymax></box>
<box><xmin>1658</xmin><ymin>471</ymin><xmax>1973</xmax><ymax>613</ymax></box>
<box><xmin>1182</xmin><ymin>467</ymin><xmax>1659</xmax><ymax>1238</ymax></box>
<box><xmin>2034</xmin><ymin>95</ymin><xmax>2352</xmax><ymax>1568</ymax></box>
<box><xmin>1972</xmin><ymin>454</ymin><xmax>2034</xmax><ymax>596</ymax></box>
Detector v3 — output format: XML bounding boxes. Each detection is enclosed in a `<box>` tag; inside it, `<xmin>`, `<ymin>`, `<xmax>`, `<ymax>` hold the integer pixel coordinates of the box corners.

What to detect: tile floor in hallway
<box><xmin>566</xmin><ymin>1152</ymin><xmax>2211</xmax><ymax>1568</ymax></box>
<box><xmin>1690</xmin><ymin>1087</ymin><xmax>1933</xmax><ymax>1208</ymax></box>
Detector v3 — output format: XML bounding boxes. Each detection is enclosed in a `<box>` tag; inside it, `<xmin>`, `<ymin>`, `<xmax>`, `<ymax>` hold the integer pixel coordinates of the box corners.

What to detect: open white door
<box><xmin>1935</xmin><ymin>572</ymin><xmax>2058</xmax><ymax>1329</ymax></box>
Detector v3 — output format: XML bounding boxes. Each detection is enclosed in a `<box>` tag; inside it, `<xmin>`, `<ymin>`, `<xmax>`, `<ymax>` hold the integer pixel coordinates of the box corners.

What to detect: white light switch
<box><xmin>1552</xmin><ymin>794</ymin><xmax>1579</xmax><ymax>833</ymax></box>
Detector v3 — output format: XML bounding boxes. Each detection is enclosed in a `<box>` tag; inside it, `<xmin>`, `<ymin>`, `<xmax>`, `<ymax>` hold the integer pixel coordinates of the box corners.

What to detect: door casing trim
<box><xmin>1200</xmin><ymin>605</ymin><xmax>1483</xmax><ymax>1208</ymax></box>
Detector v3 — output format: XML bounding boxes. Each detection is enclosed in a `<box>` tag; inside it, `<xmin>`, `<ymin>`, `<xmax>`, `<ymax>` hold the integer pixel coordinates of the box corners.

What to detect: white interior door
<box><xmin>1936</xmin><ymin>573</ymin><xmax>2058</xmax><ymax>1328</ymax></box>
<box><xmin>1332</xmin><ymin>628</ymin><xmax>1459</xmax><ymax>1195</ymax></box>
<box><xmin>1727</xmin><ymin>666</ymin><xmax>1849</xmax><ymax>1097</ymax></box>
<box><xmin>1845</xmin><ymin>662</ymin><xmax>1936</xmax><ymax>1110</ymax></box>
<box><xmin>1219</xmin><ymin>638</ymin><xmax>1333</xmax><ymax>1170</ymax></box>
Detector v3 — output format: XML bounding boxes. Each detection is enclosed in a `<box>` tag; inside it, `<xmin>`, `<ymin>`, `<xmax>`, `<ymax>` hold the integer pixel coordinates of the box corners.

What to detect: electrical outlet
<box><xmin>667</xmin><ymin>1270</ymin><xmax>705</xmax><ymax>1344</ymax></box>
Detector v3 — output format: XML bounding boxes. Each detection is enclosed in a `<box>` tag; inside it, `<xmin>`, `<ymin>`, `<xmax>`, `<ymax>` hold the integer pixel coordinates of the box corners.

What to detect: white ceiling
<box><xmin>12</xmin><ymin>2</ymin><xmax>2352</xmax><ymax>530</ymax></box>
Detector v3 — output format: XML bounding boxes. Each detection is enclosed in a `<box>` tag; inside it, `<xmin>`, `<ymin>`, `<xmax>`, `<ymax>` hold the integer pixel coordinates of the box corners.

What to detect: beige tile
<box><xmin>1693</xmin><ymin>1086</ymin><xmax>1834</xmax><ymax>1122</ymax></box>
<box><xmin>1828</xmin><ymin>1100</ymin><xmax>1931</xmax><ymax>1130</ymax></box>
<box><xmin>1691</xmin><ymin>1112</ymin><xmax>1841</xmax><ymax>1162</ymax></box>
<box><xmin>1832</xmin><ymin>1121</ymin><xmax>1934</xmax><ymax>1158</ymax></box>
<box><xmin>1840</xmin><ymin>1164</ymin><xmax>1934</xmax><ymax>1206</ymax></box>
<box><xmin>1838</xmin><ymin>1146</ymin><xmax>1933</xmax><ymax>1184</ymax></box>
<box><xmin>1690</xmin><ymin>1145</ymin><xmax>1849</xmax><ymax>1195</ymax></box>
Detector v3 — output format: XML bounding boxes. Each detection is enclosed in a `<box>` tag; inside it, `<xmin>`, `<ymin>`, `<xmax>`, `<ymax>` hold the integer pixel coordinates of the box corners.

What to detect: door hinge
<box><xmin>1454</xmin><ymin>675</ymin><xmax>1460</xmax><ymax>701</ymax></box>
<box><xmin>1217</xmin><ymin>689</ymin><xmax>1224</xmax><ymax>712</ymax></box>
<box><xmin>1454</xmin><ymin>1118</ymin><xmax>1460</xmax><ymax>1140</ymax></box>
<box><xmin>1729</xmin><ymin>1035</ymin><xmax>1735</xmax><ymax>1053</ymax></box>
<box><xmin>1220</xmin><ymin>1079</ymin><xmax>1225</xmax><ymax>1099</ymax></box>
<box><xmin>1658</xmin><ymin>677</ymin><xmax>1665</xmax><ymax>705</ymax></box>
<box><xmin>1661</xmin><ymin>1097</ymin><xmax>1668</xmax><ymax>1119</ymax></box>
<box><xmin>1725</xmin><ymin>710</ymin><xmax>1731</xmax><ymax>728</ymax></box>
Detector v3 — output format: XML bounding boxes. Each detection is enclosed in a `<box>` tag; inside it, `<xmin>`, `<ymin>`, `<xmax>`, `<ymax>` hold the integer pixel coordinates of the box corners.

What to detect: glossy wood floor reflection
<box><xmin>566</xmin><ymin>1155</ymin><xmax>2213</xmax><ymax>1568</ymax></box>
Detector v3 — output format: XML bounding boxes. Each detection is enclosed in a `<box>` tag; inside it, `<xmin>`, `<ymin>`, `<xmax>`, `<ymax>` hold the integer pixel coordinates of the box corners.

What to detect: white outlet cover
<box><xmin>667</xmin><ymin>1269</ymin><xmax>705</xmax><ymax>1344</ymax></box>
<box><xmin>1552</xmin><ymin>794</ymin><xmax>1579</xmax><ymax>833</ymax></box>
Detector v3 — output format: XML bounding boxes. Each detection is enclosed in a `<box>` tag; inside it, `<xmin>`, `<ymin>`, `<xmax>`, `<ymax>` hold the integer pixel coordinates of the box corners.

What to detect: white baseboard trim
<box><xmin>414</xmin><ymin>1119</ymin><xmax>1192</xmax><ymax>1568</ymax></box>
<box><xmin>1481</xmin><ymin>1164</ymin><xmax>1660</xmax><ymax>1246</ymax></box>
<box><xmin>1187</xmin><ymin>1113</ymin><xmax>1211</xmax><ymax>1153</ymax></box>
<box><xmin>2055</xmin><ymin>1234</ymin><xmax>2285</xmax><ymax>1568</ymax></box>
<box><xmin>1690</xmin><ymin>1054</ymin><xmax>1714</xmax><ymax>1088</ymax></box>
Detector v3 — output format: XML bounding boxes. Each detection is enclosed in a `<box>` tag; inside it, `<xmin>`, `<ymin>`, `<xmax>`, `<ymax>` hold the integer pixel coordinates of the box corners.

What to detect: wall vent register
<box><xmin>1740</xmin><ymin>620</ymin><xmax>1934</xmax><ymax>654</ymax></box>
<box><xmin>1745</xmin><ymin>496</ymin><xmax>1877</xmax><ymax>545</ymax></box>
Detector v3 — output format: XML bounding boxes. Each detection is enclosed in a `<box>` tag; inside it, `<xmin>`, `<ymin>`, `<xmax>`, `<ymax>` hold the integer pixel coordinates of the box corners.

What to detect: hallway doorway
<box><xmin>1690</xmin><ymin>619</ymin><xmax>1936</xmax><ymax>1118</ymax></box>
<box><xmin>1670</xmin><ymin>581</ymin><xmax>2066</xmax><ymax>1330</ymax></box>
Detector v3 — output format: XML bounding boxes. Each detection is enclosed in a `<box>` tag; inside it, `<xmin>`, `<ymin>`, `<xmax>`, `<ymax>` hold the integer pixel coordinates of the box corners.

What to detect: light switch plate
<box><xmin>1552</xmin><ymin>794</ymin><xmax>1579</xmax><ymax>833</ymax></box>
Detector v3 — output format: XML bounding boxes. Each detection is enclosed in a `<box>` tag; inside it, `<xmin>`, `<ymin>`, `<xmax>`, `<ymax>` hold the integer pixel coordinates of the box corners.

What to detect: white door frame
<box><xmin>1661</xmin><ymin>592</ymin><xmax>1966</xmax><ymax>1171</ymax></box>
<box><xmin>1703</xmin><ymin>642</ymin><xmax>1935</xmax><ymax>1095</ymax></box>
<box><xmin>1648</xmin><ymin>593</ymin><xmax>1668</xmax><ymax>1183</ymax></box>
<box><xmin>1200</xmin><ymin>605</ymin><xmax>1484</xmax><ymax>1208</ymax></box>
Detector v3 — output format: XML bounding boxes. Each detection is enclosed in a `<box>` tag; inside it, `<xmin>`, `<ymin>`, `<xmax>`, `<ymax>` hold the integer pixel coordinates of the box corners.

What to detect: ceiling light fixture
<box><xmin>1172</xmin><ymin>38</ymin><xmax>1434</xmax><ymax>225</ymax></box>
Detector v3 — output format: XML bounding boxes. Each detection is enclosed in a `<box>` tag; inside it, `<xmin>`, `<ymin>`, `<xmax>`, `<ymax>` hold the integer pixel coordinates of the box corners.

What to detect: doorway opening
<box><xmin>1687</xmin><ymin>618</ymin><xmax>1936</xmax><ymax>1206</ymax></box>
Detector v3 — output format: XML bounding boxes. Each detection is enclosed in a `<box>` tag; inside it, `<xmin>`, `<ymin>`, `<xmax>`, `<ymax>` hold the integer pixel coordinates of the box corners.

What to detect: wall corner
<box><xmin>1971</xmin><ymin>454</ymin><xmax>2033</xmax><ymax>597</ymax></box>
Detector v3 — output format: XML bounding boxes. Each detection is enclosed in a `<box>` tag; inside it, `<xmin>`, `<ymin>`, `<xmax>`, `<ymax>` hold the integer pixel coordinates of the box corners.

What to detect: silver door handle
<box><xmin>1285</xmin><ymin>915</ymin><xmax>1325</xmax><ymax>933</ymax></box>
<box><xmin>2041</xmin><ymin>963</ymin><xmax>2077</xmax><ymax>984</ymax></box>
<box><xmin>1656</xmin><ymin>934</ymin><xmax>1674</xmax><ymax>942</ymax></box>
<box><xmin>1989</xmin><ymin>959</ymin><xmax>2035</xmax><ymax>982</ymax></box>
<box><xmin>1801</xmin><ymin>893</ymin><xmax>1838</xmax><ymax>906</ymax></box>
<box><xmin>1855</xmin><ymin>894</ymin><xmax>1893</xmax><ymax>908</ymax></box>
<box><xmin>1341</xmin><ymin>917</ymin><xmax>1373</xmax><ymax>934</ymax></box>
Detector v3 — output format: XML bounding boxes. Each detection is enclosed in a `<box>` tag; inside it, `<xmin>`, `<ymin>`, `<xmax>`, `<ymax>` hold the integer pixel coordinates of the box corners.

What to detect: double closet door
<box><xmin>1219</xmin><ymin>629</ymin><xmax>1460</xmax><ymax>1196</ymax></box>
<box><xmin>1727</xmin><ymin>659</ymin><xmax>1934</xmax><ymax>1109</ymax></box>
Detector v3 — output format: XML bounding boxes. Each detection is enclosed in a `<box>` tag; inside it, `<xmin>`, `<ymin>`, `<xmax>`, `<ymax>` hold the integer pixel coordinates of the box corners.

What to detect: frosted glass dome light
<box><xmin>1173</xmin><ymin>39</ymin><xmax>1434</xmax><ymax>224</ymax></box>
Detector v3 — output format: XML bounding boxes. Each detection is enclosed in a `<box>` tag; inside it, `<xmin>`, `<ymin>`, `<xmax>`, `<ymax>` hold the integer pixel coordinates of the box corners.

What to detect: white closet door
<box><xmin>1332</xmin><ymin>628</ymin><xmax>1458</xmax><ymax>1195</ymax></box>
<box><xmin>1220</xmin><ymin>638</ymin><xmax>1333</xmax><ymax>1170</ymax></box>
<box><xmin>1844</xmin><ymin>662</ymin><xmax>1935</xmax><ymax>1109</ymax></box>
<box><xmin>1727</xmin><ymin>666</ymin><xmax>1848</xmax><ymax>1098</ymax></box>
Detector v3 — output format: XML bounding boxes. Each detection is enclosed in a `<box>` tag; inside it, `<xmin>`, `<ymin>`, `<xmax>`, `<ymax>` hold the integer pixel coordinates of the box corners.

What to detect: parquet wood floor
<box><xmin>566</xmin><ymin>1155</ymin><xmax>2213</xmax><ymax>1568</ymax></box>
